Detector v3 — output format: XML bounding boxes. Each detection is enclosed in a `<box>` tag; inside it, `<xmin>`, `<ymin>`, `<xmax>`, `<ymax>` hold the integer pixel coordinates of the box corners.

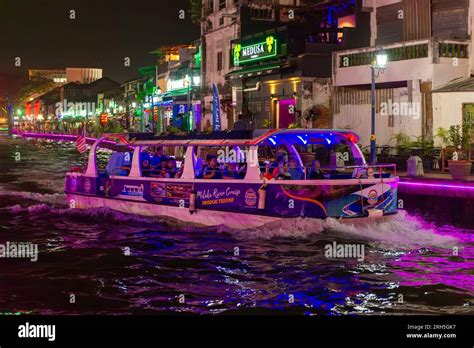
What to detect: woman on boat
<box><xmin>223</xmin><ymin>162</ymin><xmax>241</xmax><ymax>179</ymax></box>
<box><xmin>264</xmin><ymin>155</ymin><xmax>284</xmax><ymax>180</ymax></box>
<box><xmin>308</xmin><ymin>160</ymin><xmax>325</xmax><ymax>180</ymax></box>
<box><xmin>264</xmin><ymin>155</ymin><xmax>291</xmax><ymax>180</ymax></box>
<box><xmin>287</xmin><ymin>156</ymin><xmax>304</xmax><ymax>180</ymax></box>
<box><xmin>275</xmin><ymin>162</ymin><xmax>291</xmax><ymax>180</ymax></box>
<box><xmin>141</xmin><ymin>151</ymin><xmax>152</xmax><ymax>177</ymax></box>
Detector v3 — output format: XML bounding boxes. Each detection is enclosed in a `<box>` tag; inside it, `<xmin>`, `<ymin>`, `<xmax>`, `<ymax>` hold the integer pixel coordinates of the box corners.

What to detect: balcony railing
<box><xmin>439</xmin><ymin>42</ymin><xmax>469</xmax><ymax>59</ymax></box>
<box><xmin>337</xmin><ymin>39</ymin><xmax>469</xmax><ymax>68</ymax></box>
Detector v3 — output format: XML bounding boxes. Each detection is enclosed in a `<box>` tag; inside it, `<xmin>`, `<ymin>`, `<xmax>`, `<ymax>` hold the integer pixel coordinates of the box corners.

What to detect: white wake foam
<box><xmin>234</xmin><ymin>211</ymin><xmax>458</xmax><ymax>249</ymax></box>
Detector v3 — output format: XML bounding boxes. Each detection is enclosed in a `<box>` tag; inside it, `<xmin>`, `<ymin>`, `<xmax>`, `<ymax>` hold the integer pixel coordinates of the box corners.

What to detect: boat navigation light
<box><xmin>344</xmin><ymin>133</ymin><xmax>358</xmax><ymax>143</ymax></box>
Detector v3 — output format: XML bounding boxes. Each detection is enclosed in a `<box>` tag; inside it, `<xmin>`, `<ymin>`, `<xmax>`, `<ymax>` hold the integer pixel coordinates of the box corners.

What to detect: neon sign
<box><xmin>233</xmin><ymin>35</ymin><xmax>278</xmax><ymax>66</ymax></box>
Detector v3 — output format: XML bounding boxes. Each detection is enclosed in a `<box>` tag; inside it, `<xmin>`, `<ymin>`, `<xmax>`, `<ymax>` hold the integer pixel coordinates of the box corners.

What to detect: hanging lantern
<box><xmin>99</xmin><ymin>113</ymin><xmax>108</xmax><ymax>127</ymax></box>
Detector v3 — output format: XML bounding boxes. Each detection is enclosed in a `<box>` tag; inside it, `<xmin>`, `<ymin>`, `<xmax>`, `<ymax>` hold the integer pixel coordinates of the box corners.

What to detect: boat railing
<box><xmin>329</xmin><ymin>164</ymin><xmax>397</xmax><ymax>173</ymax></box>
<box><xmin>304</xmin><ymin>163</ymin><xmax>397</xmax><ymax>180</ymax></box>
<box><xmin>68</xmin><ymin>162</ymin><xmax>397</xmax><ymax>181</ymax></box>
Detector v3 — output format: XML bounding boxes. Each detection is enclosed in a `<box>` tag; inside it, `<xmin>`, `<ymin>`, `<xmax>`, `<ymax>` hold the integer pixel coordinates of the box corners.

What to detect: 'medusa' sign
<box><xmin>233</xmin><ymin>35</ymin><xmax>278</xmax><ymax>66</ymax></box>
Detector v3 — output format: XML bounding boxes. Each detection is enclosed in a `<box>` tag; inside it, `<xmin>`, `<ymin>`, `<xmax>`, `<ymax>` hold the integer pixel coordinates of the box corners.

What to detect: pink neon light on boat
<box><xmin>399</xmin><ymin>181</ymin><xmax>474</xmax><ymax>190</ymax></box>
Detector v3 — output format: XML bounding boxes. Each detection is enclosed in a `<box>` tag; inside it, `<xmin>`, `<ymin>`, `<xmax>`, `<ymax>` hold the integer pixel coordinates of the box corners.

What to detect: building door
<box><xmin>278</xmin><ymin>99</ymin><xmax>296</xmax><ymax>129</ymax></box>
<box><xmin>463</xmin><ymin>103</ymin><xmax>474</xmax><ymax>144</ymax></box>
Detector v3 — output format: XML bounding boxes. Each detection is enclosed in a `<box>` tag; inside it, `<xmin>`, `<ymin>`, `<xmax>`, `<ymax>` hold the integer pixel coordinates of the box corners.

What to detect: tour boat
<box><xmin>64</xmin><ymin>129</ymin><xmax>399</xmax><ymax>229</ymax></box>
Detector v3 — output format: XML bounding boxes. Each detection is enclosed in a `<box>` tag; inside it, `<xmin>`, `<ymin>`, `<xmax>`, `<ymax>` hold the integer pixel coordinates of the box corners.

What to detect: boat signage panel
<box><xmin>150</xmin><ymin>182</ymin><xmax>166</xmax><ymax>198</ymax></box>
<box><xmin>167</xmin><ymin>183</ymin><xmax>193</xmax><ymax>200</ymax></box>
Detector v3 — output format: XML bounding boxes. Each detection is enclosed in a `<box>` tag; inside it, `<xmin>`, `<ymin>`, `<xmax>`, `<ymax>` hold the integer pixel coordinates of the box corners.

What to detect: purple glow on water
<box><xmin>0</xmin><ymin>136</ymin><xmax>473</xmax><ymax>315</ymax></box>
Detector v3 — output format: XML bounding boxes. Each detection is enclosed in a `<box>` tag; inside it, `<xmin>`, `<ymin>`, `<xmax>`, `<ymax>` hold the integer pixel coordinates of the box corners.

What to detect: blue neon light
<box><xmin>297</xmin><ymin>136</ymin><xmax>308</xmax><ymax>145</ymax></box>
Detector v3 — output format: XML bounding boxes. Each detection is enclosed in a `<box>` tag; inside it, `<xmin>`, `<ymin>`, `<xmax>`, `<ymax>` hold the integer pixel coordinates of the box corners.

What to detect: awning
<box><xmin>226</xmin><ymin>63</ymin><xmax>283</xmax><ymax>80</ymax></box>
<box><xmin>433</xmin><ymin>77</ymin><xmax>474</xmax><ymax>93</ymax></box>
<box><xmin>162</xmin><ymin>88</ymin><xmax>194</xmax><ymax>101</ymax></box>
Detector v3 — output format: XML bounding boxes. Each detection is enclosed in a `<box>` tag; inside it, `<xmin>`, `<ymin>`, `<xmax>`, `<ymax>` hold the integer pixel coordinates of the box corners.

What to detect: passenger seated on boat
<box><xmin>175</xmin><ymin>164</ymin><xmax>184</xmax><ymax>179</ymax></box>
<box><xmin>274</xmin><ymin>161</ymin><xmax>291</xmax><ymax>181</ymax></box>
<box><xmin>367</xmin><ymin>167</ymin><xmax>375</xmax><ymax>179</ymax></box>
<box><xmin>265</xmin><ymin>156</ymin><xmax>292</xmax><ymax>180</ymax></box>
<box><xmin>203</xmin><ymin>155</ymin><xmax>223</xmax><ymax>179</ymax></box>
<box><xmin>223</xmin><ymin>162</ymin><xmax>241</xmax><ymax>179</ymax></box>
<box><xmin>151</xmin><ymin>157</ymin><xmax>169</xmax><ymax>177</ymax></box>
<box><xmin>166</xmin><ymin>158</ymin><xmax>178</xmax><ymax>178</ymax></box>
<box><xmin>151</xmin><ymin>147</ymin><xmax>167</xmax><ymax>171</ymax></box>
<box><xmin>140</xmin><ymin>151</ymin><xmax>152</xmax><ymax>177</ymax></box>
<box><xmin>194</xmin><ymin>158</ymin><xmax>206</xmax><ymax>179</ymax></box>
<box><xmin>287</xmin><ymin>156</ymin><xmax>304</xmax><ymax>180</ymax></box>
<box><xmin>264</xmin><ymin>155</ymin><xmax>285</xmax><ymax>180</ymax></box>
<box><xmin>352</xmin><ymin>166</ymin><xmax>368</xmax><ymax>179</ymax></box>
<box><xmin>308</xmin><ymin>160</ymin><xmax>325</xmax><ymax>180</ymax></box>
<box><xmin>268</xmin><ymin>148</ymin><xmax>288</xmax><ymax>172</ymax></box>
<box><xmin>275</xmin><ymin>146</ymin><xmax>289</xmax><ymax>162</ymax></box>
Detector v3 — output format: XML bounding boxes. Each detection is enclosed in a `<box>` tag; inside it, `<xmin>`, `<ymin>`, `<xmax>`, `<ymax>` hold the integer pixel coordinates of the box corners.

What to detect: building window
<box><xmin>219</xmin><ymin>0</ymin><xmax>226</xmax><ymax>10</ymax></box>
<box><xmin>207</xmin><ymin>0</ymin><xmax>214</xmax><ymax>12</ymax></box>
<box><xmin>217</xmin><ymin>52</ymin><xmax>223</xmax><ymax>71</ymax></box>
<box><xmin>388</xmin><ymin>115</ymin><xmax>394</xmax><ymax>128</ymax></box>
<box><xmin>219</xmin><ymin>16</ymin><xmax>224</xmax><ymax>26</ymax></box>
<box><xmin>250</xmin><ymin>7</ymin><xmax>274</xmax><ymax>20</ymax></box>
<box><xmin>207</xmin><ymin>20</ymin><xmax>213</xmax><ymax>31</ymax></box>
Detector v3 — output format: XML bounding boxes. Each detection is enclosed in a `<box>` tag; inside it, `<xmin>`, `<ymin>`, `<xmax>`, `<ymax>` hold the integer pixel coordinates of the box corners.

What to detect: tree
<box><xmin>19</xmin><ymin>77</ymin><xmax>55</xmax><ymax>102</ymax></box>
<box><xmin>189</xmin><ymin>0</ymin><xmax>202</xmax><ymax>24</ymax></box>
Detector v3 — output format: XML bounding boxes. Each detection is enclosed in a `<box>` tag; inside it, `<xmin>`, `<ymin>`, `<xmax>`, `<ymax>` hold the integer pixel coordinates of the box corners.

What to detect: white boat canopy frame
<box><xmin>85</xmin><ymin>129</ymin><xmax>366</xmax><ymax>179</ymax></box>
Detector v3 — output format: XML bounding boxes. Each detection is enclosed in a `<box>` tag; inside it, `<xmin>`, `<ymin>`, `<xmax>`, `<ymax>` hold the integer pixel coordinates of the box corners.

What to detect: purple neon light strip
<box><xmin>399</xmin><ymin>181</ymin><xmax>474</xmax><ymax>190</ymax></box>
<box><xmin>18</xmin><ymin>132</ymin><xmax>118</xmax><ymax>146</ymax></box>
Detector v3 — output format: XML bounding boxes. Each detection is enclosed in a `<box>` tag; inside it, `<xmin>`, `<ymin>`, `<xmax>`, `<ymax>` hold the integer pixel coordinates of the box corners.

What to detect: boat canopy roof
<box><xmin>104</xmin><ymin>129</ymin><xmax>360</xmax><ymax>147</ymax></box>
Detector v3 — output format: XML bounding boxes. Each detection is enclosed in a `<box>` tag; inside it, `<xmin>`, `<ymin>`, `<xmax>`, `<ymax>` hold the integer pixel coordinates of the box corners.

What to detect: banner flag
<box><xmin>212</xmin><ymin>83</ymin><xmax>221</xmax><ymax>131</ymax></box>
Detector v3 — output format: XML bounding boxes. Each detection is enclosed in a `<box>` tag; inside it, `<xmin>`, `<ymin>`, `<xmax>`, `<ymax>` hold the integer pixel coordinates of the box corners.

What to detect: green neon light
<box><xmin>233</xmin><ymin>36</ymin><xmax>278</xmax><ymax>66</ymax></box>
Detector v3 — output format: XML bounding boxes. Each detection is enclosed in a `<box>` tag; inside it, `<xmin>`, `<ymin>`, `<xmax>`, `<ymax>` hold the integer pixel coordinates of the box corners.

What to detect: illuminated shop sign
<box><xmin>233</xmin><ymin>35</ymin><xmax>278</xmax><ymax>66</ymax></box>
<box><xmin>167</xmin><ymin>75</ymin><xmax>200</xmax><ymax>92</ymax></box>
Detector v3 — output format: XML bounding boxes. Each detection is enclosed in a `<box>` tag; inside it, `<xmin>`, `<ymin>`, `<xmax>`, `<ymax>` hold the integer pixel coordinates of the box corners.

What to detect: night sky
<box><xmin>0</xmin><ymin>0</ymin><xmax>199</xmax><ymax>82</ymax></box>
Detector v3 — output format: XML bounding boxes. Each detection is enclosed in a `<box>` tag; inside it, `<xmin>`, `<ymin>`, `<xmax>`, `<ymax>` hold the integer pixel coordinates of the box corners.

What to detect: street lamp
<box><xmin>370</xmin><ymin>50</ymin><xmax>388</xmax><ymax>164</ymax></box>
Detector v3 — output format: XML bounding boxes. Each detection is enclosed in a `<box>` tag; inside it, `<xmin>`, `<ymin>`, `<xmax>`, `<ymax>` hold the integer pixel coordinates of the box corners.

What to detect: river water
<box><xmin>0</xmin><ymin>135</ymin><xmax>473</xmax><ymax>315</ymax></box>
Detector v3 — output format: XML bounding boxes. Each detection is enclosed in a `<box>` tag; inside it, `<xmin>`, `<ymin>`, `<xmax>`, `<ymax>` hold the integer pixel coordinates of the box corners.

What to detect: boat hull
<box><xmin>66</xmin><ymin>193</ymin><xmax>282</xmax><ymax>229</ymax></box>
<box><xmin>65</xmin><ymin>175</ymin><xmax>399</xmax><ymax>228</ymax></box>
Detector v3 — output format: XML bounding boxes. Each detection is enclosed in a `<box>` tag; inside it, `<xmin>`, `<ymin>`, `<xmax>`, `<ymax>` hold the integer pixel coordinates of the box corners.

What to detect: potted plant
<box><xmin>447</xmin><ymin>119</ymin><xmax>472</xmax><ymax>180</ymax></box>
<box><xmin>435</xmin><ymin>127</ymin><xmax>449</xmax><ymax>149</ymax></box>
